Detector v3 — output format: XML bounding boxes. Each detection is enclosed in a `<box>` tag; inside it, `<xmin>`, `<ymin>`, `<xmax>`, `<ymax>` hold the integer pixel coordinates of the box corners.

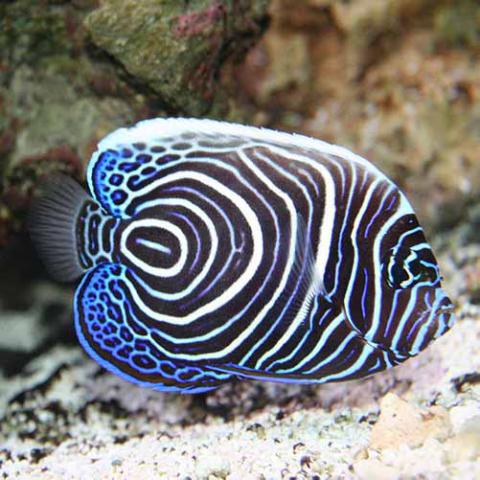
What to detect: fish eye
<box><xmin>383</xmin><ymin>245</ymin><xmax>440</xmax><ymax>289</ymax></box>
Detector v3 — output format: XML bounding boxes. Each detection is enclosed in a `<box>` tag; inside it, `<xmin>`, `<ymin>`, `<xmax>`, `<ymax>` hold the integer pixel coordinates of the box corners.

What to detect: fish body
<box><xmin>29</xmin><ymin>118</ymin><xmax>454</xmax><ymax>393</ymax></box>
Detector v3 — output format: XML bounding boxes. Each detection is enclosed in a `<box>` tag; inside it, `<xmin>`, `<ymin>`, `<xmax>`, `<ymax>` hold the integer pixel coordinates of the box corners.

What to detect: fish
<box><xmin>28</xmin><ymin>118</ymin><xmax>455</xmax><ymax>393</ymax></box>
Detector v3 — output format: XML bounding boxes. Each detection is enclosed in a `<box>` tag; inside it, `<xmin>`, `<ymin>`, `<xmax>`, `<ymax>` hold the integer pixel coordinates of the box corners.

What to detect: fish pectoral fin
<box><xmin>286</xmin><ymin>213</ymin><xmax>328</xmax><ymax>316</ymax></box>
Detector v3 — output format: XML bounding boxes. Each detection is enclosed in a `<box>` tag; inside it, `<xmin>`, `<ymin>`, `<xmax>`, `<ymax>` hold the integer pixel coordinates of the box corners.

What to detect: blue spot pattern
<box><xmin>75</xmin><ymin>263</ymin><xmax>231</xmax><ymax>393</ymax></box>
<box><xmin>90</xmin><ymin>145</ymin><xmax>179</xmax><ymax>219</ymax></box>
<box><xmin>90</xmin><ymin>149</ymin><xmax>134</xmax><ymax>218</ymax></box>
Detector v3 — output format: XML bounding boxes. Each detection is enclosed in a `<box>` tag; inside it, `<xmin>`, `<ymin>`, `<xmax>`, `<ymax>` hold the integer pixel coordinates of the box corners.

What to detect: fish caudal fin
<box><xmin>28</xmin><ymin>174</ymin><xmax>90</xmax><ymax>282</ymax></box>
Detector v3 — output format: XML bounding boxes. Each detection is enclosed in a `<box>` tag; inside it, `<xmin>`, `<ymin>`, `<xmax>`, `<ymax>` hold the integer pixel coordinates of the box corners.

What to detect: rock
<box><xmin>354</xmin><ymin>458</ymin><xmax>398</xmax><ymax>480</ymax></box>
<box><xmin>373</xmin><ymin>438</ymin><xmax>451</xmax><ymax>478</ymax></box>
<box><xmin>0</xmin><ymin>0</ymin><xmax>145</xmax><ymax>248</ymax></box>
<box><xmin>434</xmin><ymin>0</ymin><xmax>480</xmax><ymax>48</ymax></box>
<box><xmin>445</xmin><ymin>417</ymin><xmax>480</xmax><ymax>463</ymax></box>
<box><xmin>369</xmin><ymin>393</ymin><xmax>451</xmax><ymax>450</ymax></box>
<box><xmin>449</xmin><ymin>403</ymin><xmax>480</xmax><ymax>433</ymax></box>
<box><xmin>84</xmin><ymin>0</ymin><xmax>270</xmax><ymax>116</ymax></box>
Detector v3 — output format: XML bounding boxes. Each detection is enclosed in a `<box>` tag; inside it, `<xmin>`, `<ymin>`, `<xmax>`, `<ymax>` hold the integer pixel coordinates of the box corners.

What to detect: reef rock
<box><xmin>84</xmin><ymin>0</ymin><xmax>270</xmax><ymax>115</ymax></box>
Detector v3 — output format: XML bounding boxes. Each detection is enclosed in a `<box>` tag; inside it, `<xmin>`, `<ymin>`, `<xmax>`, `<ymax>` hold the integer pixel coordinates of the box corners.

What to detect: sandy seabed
<box><xmin>1</xmin><ymin>246</ymin><xmax>479</xmax><ymax>480</ymax></box>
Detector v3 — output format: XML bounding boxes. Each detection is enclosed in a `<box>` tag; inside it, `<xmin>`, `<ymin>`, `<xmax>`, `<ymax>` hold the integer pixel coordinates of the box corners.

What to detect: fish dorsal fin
<box><xmin>86</xmin><ymin>117</ymin><xmax>381</xmax><ymax>218</ymax></box>
<box><xmin>87</xmin><ymin>119</ymin><xmax>249</xmax><ymax>218</ymax></box>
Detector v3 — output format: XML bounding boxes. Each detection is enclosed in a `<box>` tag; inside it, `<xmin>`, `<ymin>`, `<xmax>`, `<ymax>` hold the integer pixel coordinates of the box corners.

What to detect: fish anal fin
<box><xmin>75</xmin><ymin>263</ymin><xmax>232</xmax><ymax>393</ymax></box>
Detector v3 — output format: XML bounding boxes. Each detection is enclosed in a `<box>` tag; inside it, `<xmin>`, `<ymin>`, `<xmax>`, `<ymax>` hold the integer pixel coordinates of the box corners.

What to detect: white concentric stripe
<box><xmin>388</xmin><ymin>226</ymin><xmax>423</xmax><ymax>261</ymax></box>
<box><xmin>316</xmin><ymin>343</ymin><xmax>375</xmax><ymax>382</ymax></box>
<box><xmin>389</xmin><ymin>288</ymin><xmax>419</xmax><ymax>351</ymax></box>
<box><xmin>233</xmin><ymin>149</ymin><xmax>306</xmax><ymax>366</ymax></box>
<box><xmin>409</xmin><ymin>289</ymin><xmax>445</xmax><ymax>354</ymax></box>
<box><xmin>297</xmin><ymin>167</ymin><xmax>320</xmax><ymax>197</ymax></box>
<box><xmin>383</xmin><ymin>289</ymin><xmax>401</xmax><ymax>339</ymax></box>
<box><xmin>119</xmin><ymin>171</ymin><xmax>263</xmax><ymax>325</ymax></box>
<box><xmin>120</xmin><ymin>144</ymin><xmax>333</xmax><ymax>362</ymax></box>
<box><xmin>363</xmin><ymin>185</ymin><xmax>395</xmax><ymax>239</ymax></box>
<box><xmin>412</xmin><ymin>242</ymin><xmax>431</xmax><ymax>251</ymax></box>
<box><xmin>325</xmin><ymin>153</ymin><xmax>347</xmax><ymax>197</ymax></box>
<box><xmin>213</xmin><ymin>337</ymin><xmax>374</xmax><ymax>385</ymax></box>
<box><xmin>409</xmin><ymin>308</ymin><xmax>437</xmax><ymax>355</ymax></box>
<box><xmin>250</xmin><ymin>149</ymin><xmax>321</xmax><ymax>368</ymax></box>
<box><xmin>138</xmin><ymin>184</ymin><xmax>241</xmax><ymax>298</ymax></box>
<box><xmin>275</xmin><ymin>312</ymin><xmax>346</xmax><ymax>373</ymax></box>
<box><xmin>396</xmin><ymin>227</ymin><xmax>423</xmax><ymax>246</ymax></box>
<box><xmin>325</xmin><ymin>157</ymin><xmax>354</xmax><ymax>298</ymax></box>
<box><xmin>364</xmin><ymin>193</ymin><xmax>415</xmax><ymax>342</ymax></box>
<box><xmin>343</xmin><ymin>176</ymin><xmax>384</xmax><ymax>333</ymax></box>
<box><xmin>117</xmin><ymin>161</ymin><xmax>282</xmax><ymax>349</ymax></box>
<box><xmin>121</xmin><ymin>219</ymin><xmax>188</xmax><ymax>277</ymax></box>
<box><xmin>175</xmin><ymin>185</ymin><xmax>243</xmax><ymax>303</ymax></box>
<box><xmin>124</xmin><ymin>198</ymin><xmax>218</xmax><ymax>300</ymax></box>
<box><xmin>266</xmin><ymin>294</ymin><xmax>324</xmax><ymax>371</ymax></box>
<box><xmin>382</xmin><ymin>350</ymin><xmax>394</xmax><ymax>369</ymax></box>
<box><xmin>264</xmin><ymin>145</ymin><xmax>337</xmax><ymax>287</ymax></box>
<box><xmin>303</xmin><ymin>330</ymin><xmax>358</xmax><ymax>375</ymax></box>
<box><xmin>109</xmin><ymin>155</ymin><xmax>280</xmax><ymax>352</ymax></box>
<box><xmin>135</xmin><ymin>238</ymin><xmax>172</xmax><ymax>254</ymax></box>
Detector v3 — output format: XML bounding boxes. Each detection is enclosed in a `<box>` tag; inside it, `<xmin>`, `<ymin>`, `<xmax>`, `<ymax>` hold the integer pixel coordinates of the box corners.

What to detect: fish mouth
<box><xmin>406</xmin><ymin>294</ymin><xmax>455</xmax><ymax>355</ymax></box>
<box><xmin>340</xmin><ymin>291</ymin><xmax>455</xmax><ymax>363</ymax></box>
<box><xmin>432</xmin><ymin>300</ymin><xmax>456</xmax><ymax>337</ymax></box>
<box><xmin>362</xmin><ymin>293</ymin><xmax>456</xmax><ymax>362</ymax></box>
<box><xmin>435</xmin><ymin>295</ymin><xmax>455</xmax><ymax>316</ymax></box>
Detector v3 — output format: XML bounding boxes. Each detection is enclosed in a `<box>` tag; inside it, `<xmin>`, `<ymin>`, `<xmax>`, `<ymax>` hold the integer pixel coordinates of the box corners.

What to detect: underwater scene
<box><xmin>0</xmin><ymin>1</ymin><xmax>479</xmax><ymax>478</ymax></box>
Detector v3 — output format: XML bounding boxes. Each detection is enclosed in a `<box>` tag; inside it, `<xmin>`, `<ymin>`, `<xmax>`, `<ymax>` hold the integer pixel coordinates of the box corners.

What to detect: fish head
<box><xmin>378</xmin><ymin>227</ymin><xmax>455</xmax><ymax>359</ymax></box>
<box><xmin>341</xmin><ymin>200</ymin><xmax>455</xmax><ymax>363</ymax></box>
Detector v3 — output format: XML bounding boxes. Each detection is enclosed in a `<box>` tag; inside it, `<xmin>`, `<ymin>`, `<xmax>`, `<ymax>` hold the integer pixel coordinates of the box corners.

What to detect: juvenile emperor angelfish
<box><xmin>29</xmin><ymin>118</ymin><xmax>455</xmax><ymax>393</ymax></box>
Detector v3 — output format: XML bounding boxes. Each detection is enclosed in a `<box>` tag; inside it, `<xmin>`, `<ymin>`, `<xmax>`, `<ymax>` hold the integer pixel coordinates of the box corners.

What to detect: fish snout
<box><xmin>407</xmin><ymin>292</ymin><xmax>455</xmax><ymax>356</ymax></box>
<box><xmin>433</xmin><ymin>295</ymin><xmax>456</xmax><ymax>337</ymax></box>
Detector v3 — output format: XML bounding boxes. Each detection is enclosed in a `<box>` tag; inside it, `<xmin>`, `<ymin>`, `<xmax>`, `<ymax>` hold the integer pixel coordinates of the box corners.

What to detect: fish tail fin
<box><xmin>28</xmin><ymin>174</ymin><xmax>90</xmax><ymax>282</ymax></box>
